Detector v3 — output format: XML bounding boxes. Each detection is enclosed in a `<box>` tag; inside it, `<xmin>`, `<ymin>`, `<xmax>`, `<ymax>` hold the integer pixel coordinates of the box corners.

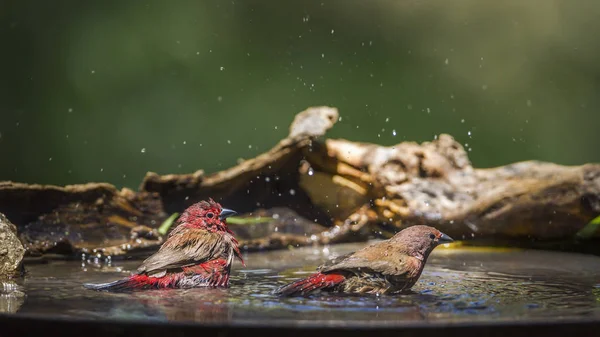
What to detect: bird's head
<box><xmin>177</xmin><ymin>199</ymin><xmax>238</xmax><ymax>233</ymax></box>
<box><xmin>390</xmin><ymin>225</ymin><xmax>453</xmax><ymax>259</ymax></box>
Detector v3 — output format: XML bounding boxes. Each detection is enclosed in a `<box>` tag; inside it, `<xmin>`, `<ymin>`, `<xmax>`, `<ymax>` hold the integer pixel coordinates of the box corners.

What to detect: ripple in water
<box><xmin>10</xmin><ymin>243</ymin><xmax>600</xmax><ymax>325</ymax></box>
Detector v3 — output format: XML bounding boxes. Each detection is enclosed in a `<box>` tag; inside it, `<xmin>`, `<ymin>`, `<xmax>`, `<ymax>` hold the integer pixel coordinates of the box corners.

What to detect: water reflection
<box><xmin>12</xmin><ymin>243</ymin><xmax>600</xmax><ymax>324</ymax></box>
<box><xmin>0</xmin><ymin>281</ymin><xmax>24</xmax><ymax>314</ymax></box>
<box><xmin>113</xmin><ymin>290</ymin><xmax>234</xmax><ymax>323</ymax></box>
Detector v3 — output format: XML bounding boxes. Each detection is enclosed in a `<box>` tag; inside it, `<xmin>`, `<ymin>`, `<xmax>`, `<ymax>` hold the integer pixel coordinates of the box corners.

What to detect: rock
<box><xmin>0</xmin><ymin>213</ymin><xmax>24</xmax><ymax>277</ymax></box>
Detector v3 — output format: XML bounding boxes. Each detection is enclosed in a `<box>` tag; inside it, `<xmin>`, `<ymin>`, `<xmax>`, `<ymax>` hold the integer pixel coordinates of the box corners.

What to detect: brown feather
<box><xmin>136</xmin><ymin>227</ymin><xmax>233</xmax><ymax>276</ymax></box>
<box><xmin>308</xmin><ymin>225</ymin><xmax>447</xmax><ymax>294</ymax></box>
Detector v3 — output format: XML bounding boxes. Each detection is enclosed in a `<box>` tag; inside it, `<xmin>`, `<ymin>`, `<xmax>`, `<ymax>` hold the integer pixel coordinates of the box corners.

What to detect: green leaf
<box><xmin>158</xmin><ymin>212</ymin><xmax>179</xmax><ymax>236</ymax></box>
<box><xmin>576</xmin><ymin>214</ymin><xmax>600</xmax><ymax>239</ymax></box>
<box><xmin>593</xmin><ymin>286</ymin><xmax>600</xmax><ymax>303</ymax></box>
<box><xmin>225</xmin><ymin>216</ymin><xmax>273</xmax><ymax>225</ymax></box>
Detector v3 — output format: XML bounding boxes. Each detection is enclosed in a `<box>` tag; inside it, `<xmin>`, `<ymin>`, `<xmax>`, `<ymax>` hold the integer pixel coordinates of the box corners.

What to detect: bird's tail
<box><xmin>83</xmin><ymin>277</ymin><xmax>138</xmax><ymax>292</ymax></box>
<box><xmin>273</xmin><ymin>272</ymin><xmax>346</xmax><ymax>296</ymax></box>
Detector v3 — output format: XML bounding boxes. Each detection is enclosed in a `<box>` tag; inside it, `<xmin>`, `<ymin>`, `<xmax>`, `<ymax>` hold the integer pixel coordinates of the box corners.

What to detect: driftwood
<box><xmin>0</xmin><ymin>106</ymin><xmax>599</xmax><ymax>258</ymax></box>
<box><xmin>305</xmin><ymin>138</ymin><xmax>600</xmax><ymax>242</ymax></box>
<box><xmin>0</xmin><ymin>183</ymin><xmax>165</xmax><ymax>256</ymax></box>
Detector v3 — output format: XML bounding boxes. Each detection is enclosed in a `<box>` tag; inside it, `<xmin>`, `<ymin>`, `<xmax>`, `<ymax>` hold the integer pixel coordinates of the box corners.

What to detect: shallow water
<box><xmin>3</xmin><ymin>242</ymin><xmax>600</xmax><ymax>326</ymax></box>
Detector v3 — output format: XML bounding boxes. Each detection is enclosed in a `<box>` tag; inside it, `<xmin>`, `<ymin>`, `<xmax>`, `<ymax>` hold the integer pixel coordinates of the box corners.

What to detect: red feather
<box><xmin>84</xmin><ymin>200</ymin><xmax>244</xmax><ymax>292</ymax></box>
<box><xmin>274</xmin><ymin>272</ymin><xmax>346</xmax><ymax>296</ymax></box>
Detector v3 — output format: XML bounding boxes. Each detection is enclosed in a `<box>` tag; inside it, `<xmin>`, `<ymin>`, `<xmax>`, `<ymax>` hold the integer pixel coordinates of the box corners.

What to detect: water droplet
<box><xmin>227</xmin><ymin>140</ymin><xmax>231</xmax><ymax>144</ymax></box>
<box><xmin>100</xmin><ymin>168</ymin><xmax>104</xmax><ymax>172</ymax></box>
<box><xmin>217</xmin><ymin>96</ymin><xmax>223</xmax><ymax>102</ymax></box>
<box><xmin>426</xmin><ymin>107</ymin><xmax>431</xmax><ymax>114</ymax></box>
<box><xmin>385</xmin><ymin>117</ymin><xmax>389</xmax><ymax>122</ymax></box>
<box><xmin>90</xmin><ymin>70</ymin><xmax>95</xmax><ymax>74</ymax></box>
<box><xmin>220</xmin><ymin>66</ymin><xmax>225</xmax><ymax>71</ymax></box>
<box><xmin>307</xmin><ymin>168</ymin><xmax>314</xmax><ymax>176</ymax></box>
<box><xmin>526</xmin><ymin>99</ymin><xmax>532</xmax><ymax>107</ymax></box>
<box><xmin>274</xmin><ymin>126</ymin><xmax>278</xmax><ymax>130</ymax></box>
<box><xmin>392</xmin><ymin>129</ymin><xmax>397</xmax><ymax>136</ymax></box>
<box><xmin>289</xmin><ymin>189</ymin><xmax>296</xmax><ymax>196</ymax></box>
<box><xmin>444</xmin><ymin>58</ymin><xmax>449</xmax><ymax>65</ymax></box>
<box><xmin>248</xmin><ymin>144</ymin><xmax>252</xmax><ymax>149</ymax></box>
<box><xmin>140</xmin><ymin>148</ymin><xmax>146</xmax><ymax>153</ymax></box>
<box><xmin>68</xmin><ymin>108</ymin><xmax>73</xmax><ymax>113</ymax></box>
<box><xmin>321</xmin><ymin>53</ymin><xmax>325</xmax><ymax>58</ymax></box>
<box><xmin>48</xmin><ymin>157</ymin><xmax>52</xmax><ymax>161</ymax></box>
<box><xmin>461</xmin><ymin>119</ymin><xmax>465</xmax><ymax>123</ymax></box>
<box><xmin>183</xmin><ymin>141</ymin><xmax>187</xmax><ymax>145</ymax></box>
<box><xmin>331</xmin><ymin>29</ymin><xmax>335</xmax><ymax>34</ymax></box>
<box><xmin>264</xmin><ymin>177</ymin><xmax>270</xmax><ymax>182</ymax></box>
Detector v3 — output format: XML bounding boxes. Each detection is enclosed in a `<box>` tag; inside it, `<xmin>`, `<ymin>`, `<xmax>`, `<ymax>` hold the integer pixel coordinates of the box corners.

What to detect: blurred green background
<box><xmin>1</xmin><ymin>0</ymin><xmax>599</xmax><ymax>189</ymax></box>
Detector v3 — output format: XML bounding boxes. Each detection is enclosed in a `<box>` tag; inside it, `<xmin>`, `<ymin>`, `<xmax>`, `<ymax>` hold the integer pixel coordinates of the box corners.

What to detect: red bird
<box><xmin>274</xmin><ymin>225</ymin><xmax>453</xmax><ymax>296</ymax></box>
<box><xmin>84</xmin><ymin>199</ymin><xmax>244</xmax><ymax>291</ymax></box>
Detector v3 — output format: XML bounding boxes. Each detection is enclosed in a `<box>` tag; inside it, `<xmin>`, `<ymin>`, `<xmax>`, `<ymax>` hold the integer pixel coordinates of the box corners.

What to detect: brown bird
<box><xmin>84</xmin><ymin>199</ymin><xmax>244</xmax><ymax>291</ymax></box>
<box><xmin>274</xmin><ymin>225</ymin><xmax>453</xmax><ymax>296</ymax></box>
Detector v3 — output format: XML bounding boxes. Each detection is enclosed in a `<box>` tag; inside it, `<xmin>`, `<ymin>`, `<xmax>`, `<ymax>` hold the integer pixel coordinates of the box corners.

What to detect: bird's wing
<box><xmin>136</xmin><ymin>228</ymin><xmax>228</xmax><ymax>276</ymax></box>
<box><xmin>319</xmin><ymin>242</ymin><xmax>417</xmax><ymax>277</ymax></box>
<box><xmin>319</xmin><ymin>256</ymin><xmax>405</xmax><ymax>275</ymax></box>
<box><xmin>317</xmin><ymin>252</ymin><xmax>355</xmax><ymax>272</ymax></box>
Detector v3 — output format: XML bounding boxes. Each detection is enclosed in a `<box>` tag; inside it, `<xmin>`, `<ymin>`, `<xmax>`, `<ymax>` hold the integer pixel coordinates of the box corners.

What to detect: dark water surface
<box><xmin>2</xmin><ymin>243</ymin><xmax>600</xmax><ymax>326</ymax></box>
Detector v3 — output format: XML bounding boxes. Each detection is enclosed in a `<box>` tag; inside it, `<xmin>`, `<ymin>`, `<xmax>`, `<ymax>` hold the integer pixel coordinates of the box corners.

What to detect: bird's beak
<box><xmin>219</xmin><ymin>208</ymin><xmax>238</xmax><ymax>220</ymax></box>
<box><xmin>438</xmin><ymin>232</ymin><xmax>454</xmax><ymax>244</ymax></box>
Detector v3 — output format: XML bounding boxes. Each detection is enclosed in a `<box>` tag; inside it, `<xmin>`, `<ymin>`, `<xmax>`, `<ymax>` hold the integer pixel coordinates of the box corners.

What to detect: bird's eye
<box><xmin>429</xmin><ymin>233</ymin><xmax>436</xmax><ymax>240</ymax></box>
<box><xmin>206</xmin><ymin>212</ymin><xmax>214</xmax><ymax>219</ymax></box>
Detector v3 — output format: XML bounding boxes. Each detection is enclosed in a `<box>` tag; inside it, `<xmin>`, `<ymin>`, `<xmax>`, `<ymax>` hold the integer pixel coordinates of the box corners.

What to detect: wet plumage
<box><xmin>84</xmin><ymin>199</ymin><xmax>244</xmax><ymax>292</ymax></box>
<box><xmin>274</xmin><ymin>225</ymin><xmax>453</xmax><ymax>296</ymax></box>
